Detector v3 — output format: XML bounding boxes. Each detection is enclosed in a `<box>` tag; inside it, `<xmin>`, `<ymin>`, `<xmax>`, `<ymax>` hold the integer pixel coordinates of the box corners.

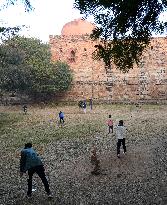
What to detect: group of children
<box><xmin>107</xmin><ymin>115</ymin><xmax>127</xmax><ymax>158</ymax></box>
<box><xmin>58</xmin><ymin>111</ymin><xmax>126</xmax><ymax>159</ymax></box>
<box><xmin>90</xmin><ymin>116</ymin><xmax>127</xmax><ymax>175</ymax></box>
<box><xmin>20</xmin><ymin>108</ymin><xmax>127</xmax><ymax>198</ymax></box>
<box><xmin>22</xmin><ymin>108</ymin><xmax>126</xmax><ymax>160</ymax></box>
<box><xmin>78</xmin><ymin>99</ymin><xmax>93</xmax><ymax>113</ymax></box>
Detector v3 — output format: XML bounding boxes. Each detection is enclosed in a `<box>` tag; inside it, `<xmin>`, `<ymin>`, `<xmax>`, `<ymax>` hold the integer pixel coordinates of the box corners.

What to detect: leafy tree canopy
<box><xmin>0</xmin><ymin>0</ymin><xmax>32</xmax><ymax>12</ymax></box>
<box><xmin>52</xmin><ymin>61</ymin><xmax>73</xmax><ymax>92</ymax></box>
<box><xmin>74</xmin><ymin>0</ymin><xmax>167</xmax><ymax>72</ymax></box>
<box><xmin>0</xmin><ymin>36</ymin><xmax>73</xmax><ymax>99</ymax></box>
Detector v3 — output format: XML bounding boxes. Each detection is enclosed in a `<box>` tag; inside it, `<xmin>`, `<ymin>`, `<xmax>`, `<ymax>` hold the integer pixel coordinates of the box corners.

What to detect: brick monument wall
<box><xmin>49</xmin><ymin>34</ymin><xmax>167</xmax><ymax>103</ymax></box>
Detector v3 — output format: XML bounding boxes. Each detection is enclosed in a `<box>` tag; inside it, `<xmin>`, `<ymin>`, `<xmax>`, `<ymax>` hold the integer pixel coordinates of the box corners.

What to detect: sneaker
<box><xmin>117</xmin><ymin>154</ymin><xmax>120</xmax><ymax>158</ymax></box>
<box><xmin>27</xmin><ymin>194</ymin><xmax>32</xmax><ymax>198</ymax></box>
<box><xmin>47</xmin><ymin>193</ymin><xmax>53</xmax><ymax>199</ymax></box>
<box><xmin>91</xmin><ymin>170</ymin><xmax>101</xmax><ymax>175</ymax></box>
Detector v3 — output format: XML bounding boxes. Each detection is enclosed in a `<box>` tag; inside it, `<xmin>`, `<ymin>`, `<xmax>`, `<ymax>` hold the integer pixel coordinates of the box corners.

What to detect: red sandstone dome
<box><xmin>61</xmin><ymin>18</ymin><xmax>95</xmax><ymax>36</ymax></box>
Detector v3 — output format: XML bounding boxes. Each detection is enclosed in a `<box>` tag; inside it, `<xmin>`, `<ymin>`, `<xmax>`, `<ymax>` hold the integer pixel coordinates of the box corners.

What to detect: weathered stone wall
<box><xmin>49</xmin><ymin>35</ymin><xmax>167</xmax><ymax>103</ymax></box>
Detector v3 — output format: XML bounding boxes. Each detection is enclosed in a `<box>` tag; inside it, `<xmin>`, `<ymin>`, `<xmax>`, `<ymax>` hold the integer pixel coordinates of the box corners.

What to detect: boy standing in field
<box><xmin>20</xmin><ymin>143</ymin><xmax>52</xmax><ymax>198</ymax></box>
<box><xmin>107</xmin><ymin>115</ymin><xmax>113</xmax><ymax>134</ymax></box>
<box><xmin>83</xmin><ymin>100</ymin><xmax>87</xmax><ymax>113</ymax></box>
<box><xmin>115</xmin><ymin>120</ymin><xmax>127</xmax><ymax>158</ymax></box>
<box><xmin>23</xmin><ymin>105</ymin><xmax>27</xmax><ymax>114</ymax></box>
<box><xmin>59</xmin><ymin>111</ymin><xmax>64</xmax><ymax>124</ymax></box>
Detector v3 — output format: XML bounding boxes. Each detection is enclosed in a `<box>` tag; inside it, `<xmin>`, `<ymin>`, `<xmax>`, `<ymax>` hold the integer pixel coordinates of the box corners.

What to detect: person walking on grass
<box><xmin>20</xmin><ymin>143</ymin><xmax>52</xmax><ymax>198</ymax></box>
<box><xmin>89</xmin><ymin>98</ymin><xmax>93</xmax><ymax>111</ymax></box>
<box><xmin>115</xmin><ymin>120</ymin><xmax>127</xmax><ymax>158</ymax></box>
<box><xmin>107</xmin><ymin>114</ymin><xmax>113</xmax><ymax>134</ymax></box>
<box><xmin>83</xmin><ymin>100</ymin><xmax>87</xmax><ymax>114</ymax></box>
<box><xmin>59</xmin><ymin>111</ymin><xmax>64</xmax><ymax>124</ymax></box>
<box><xmin>23</xmin><ymin>105</ymin><xmax>27</xmax><ymax>114</ymax></box>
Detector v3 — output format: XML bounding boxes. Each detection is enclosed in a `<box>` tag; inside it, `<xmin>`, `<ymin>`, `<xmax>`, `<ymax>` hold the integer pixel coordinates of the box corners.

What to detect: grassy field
<box><xmin>0</xmin><ymin>104</ymin><xmax>135</xmax><ymax>151</ymax></box>
<box><xmin>0</xmin><ymin>104</ymin><xmax>167</xmax><ymax>205</ymax></box>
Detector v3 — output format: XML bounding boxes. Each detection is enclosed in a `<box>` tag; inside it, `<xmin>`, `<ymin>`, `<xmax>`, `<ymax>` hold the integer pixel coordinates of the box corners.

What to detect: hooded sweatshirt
<box><xmin>20</xmin><ymin>147</ymin><xmax>43</xmax><ymax>172</ymax></box>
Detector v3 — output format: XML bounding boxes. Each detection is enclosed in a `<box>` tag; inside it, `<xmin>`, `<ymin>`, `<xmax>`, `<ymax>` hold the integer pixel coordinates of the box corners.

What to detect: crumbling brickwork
<box><xmin>49</xmin><ymin>20</ymin><xmax>167</xmax><ymax>103</ymax></box>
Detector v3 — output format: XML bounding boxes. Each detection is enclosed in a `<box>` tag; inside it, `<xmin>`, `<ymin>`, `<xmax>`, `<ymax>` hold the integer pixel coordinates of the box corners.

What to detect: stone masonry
<box><xmin>49</xmin><ymin>19</ymin><xmax>167</xmax><ymax>103</ymax></box>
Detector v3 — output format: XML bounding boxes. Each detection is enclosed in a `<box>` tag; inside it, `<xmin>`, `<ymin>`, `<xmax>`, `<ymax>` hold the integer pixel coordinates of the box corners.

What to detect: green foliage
<box><xmin>1</xmin><ymin>0</ymin><xmax>32</xmax><ymax>12</ymax></box>
<box><xmin>74</xmin><ymin>0</ymin><xmax>167</xmax><ymax>72</ymax></box>
<box><xmin>0</xmin><ymin>26</ymin><xmax>21</xmax><ymax>40</ymax></box>
<box><xmin>0</xmin><ymin>36</ymin><xmax>73</xmax><ymax>99</ymax></box>
<box><xmin>0</xmin><ymin>40</ymin><xmax>31</xmax><ymax>92</ymax></box>
<box><xmin>52</xmin><ymin>61</ymin><xmax>73</xmax><ymax>92</ymax></box>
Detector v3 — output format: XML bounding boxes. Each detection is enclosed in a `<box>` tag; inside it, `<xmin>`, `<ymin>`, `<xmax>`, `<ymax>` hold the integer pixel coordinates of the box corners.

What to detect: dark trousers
<box><xmin>117</xmin><ymin>138</ymin><xmax>126</xmax><ymax>155</ymax></box>
<box><xmin>27</xmin><ymin>165</ymin><xmax>50</xmax><ymax>195</ymax></box>
<box><xmin>59</xmin><ymin>117</ymin><xmax>64</xmax><ymax>123</ymax></box>
<box><xmin>108</xmin><ymin>125</ymin><xmax>113</xmax><ymax>133</ymax></box>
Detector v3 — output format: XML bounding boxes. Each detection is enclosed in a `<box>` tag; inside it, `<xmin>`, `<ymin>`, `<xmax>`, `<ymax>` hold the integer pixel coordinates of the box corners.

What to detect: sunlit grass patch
<box><xmin>0</xmin><ymin>112</ymin><xmax>24</xmax><ymax>132</ymax></box>
<box><xmin>0</xmin><ymin>104</ymin><xmax>167</xmax><ymax>153</ymax></box>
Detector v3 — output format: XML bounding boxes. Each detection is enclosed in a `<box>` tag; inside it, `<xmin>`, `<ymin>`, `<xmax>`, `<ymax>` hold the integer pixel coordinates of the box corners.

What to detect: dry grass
<box><xmin>0</xmin><ymin>104</ymin><xmax>167</xmax><ymax>205</ymax></box>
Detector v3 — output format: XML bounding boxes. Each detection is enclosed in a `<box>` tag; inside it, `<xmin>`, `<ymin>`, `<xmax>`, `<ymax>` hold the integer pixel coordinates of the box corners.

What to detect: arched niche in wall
<box><xmin>68</xmin><ymin>49</ymin><xmax>76</xmax><ymax>63</ymax></box>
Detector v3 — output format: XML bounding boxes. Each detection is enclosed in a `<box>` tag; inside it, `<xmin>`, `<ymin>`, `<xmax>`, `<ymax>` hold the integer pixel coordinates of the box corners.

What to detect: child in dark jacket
<box><xmin>83</xmin><ymin>100</ymin><xmax>87</xmax><ymax>113</ymax></box>
<box><xmin>59</xmin><ymin>111</ymin><xmax>64</xmax><ymax>123</ymax></box>
<box><xmin>20</xmin><ymin>143</ymin><xmax>52</xmax><ymax>198</ymax></box>
<box><xmin>23</xmin><ymin>105</ymin><xmax>27</xmax><ymax>114</ymax></box>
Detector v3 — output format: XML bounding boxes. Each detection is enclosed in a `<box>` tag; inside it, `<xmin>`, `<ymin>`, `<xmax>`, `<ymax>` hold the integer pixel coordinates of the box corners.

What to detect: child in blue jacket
<box><xmin>20</xmin><ymin>143</ymin><xmax>52</xmax><ymax>198</ymax></box>
<box><xmin>59</xmin><ymin>111</ymin><xmax>64</xmax><ymax>123</ymax></box>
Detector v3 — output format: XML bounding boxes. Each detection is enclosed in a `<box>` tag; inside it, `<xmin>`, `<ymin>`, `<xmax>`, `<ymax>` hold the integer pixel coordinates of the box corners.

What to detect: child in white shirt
<box><xmin>115</xmin><ymin>120</ymin><xmax>127</xmax><ymax>158</ymax></box>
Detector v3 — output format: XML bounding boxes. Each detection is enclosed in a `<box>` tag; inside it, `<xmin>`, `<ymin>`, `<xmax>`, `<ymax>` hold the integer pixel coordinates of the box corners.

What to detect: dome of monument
<box><xmin>61</xmin><ymin>18</ymin><xmax>95</xmax><ymax>36</ymax></box>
